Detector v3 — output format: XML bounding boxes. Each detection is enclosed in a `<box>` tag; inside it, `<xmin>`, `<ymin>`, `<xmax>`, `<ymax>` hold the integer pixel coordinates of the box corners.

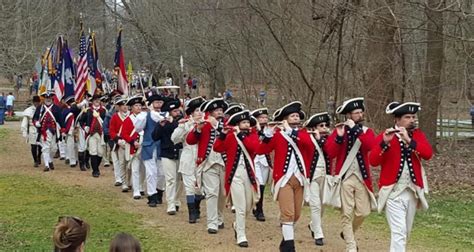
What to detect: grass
<box><xmin>0</xmin><ymin>174</ymin><xmax>193</xmax><ymax>251</ymax></box>
<box><xmin>322</xmin><ymin>190</ymin><xmax>474</xmax><ymax>251</ymax></box>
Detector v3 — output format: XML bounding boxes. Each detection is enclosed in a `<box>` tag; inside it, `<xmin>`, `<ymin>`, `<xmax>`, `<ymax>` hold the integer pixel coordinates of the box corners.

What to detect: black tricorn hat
<box><xmin>303</xmin><ymin>112</ymin><xmax>330</xmax><ymax>128</ymax></box>
<box><xmin>273</xmin><ymin>101</ymin><xmax>305</xmax><ymax>121</ymax></box>
<box><xmin>161</xmin><ymin>99</ymin><xmax>181</xmax><ymax>112</ymax></box>
<box><xmin>385</xmin><ymin>102</ymin><xmax>420</xmax><ymax>117</ymax></box>
<box><xmin>32</xmin><ymin>95</ymin><xmax>41</xmax><ymax>103</ymax></box>
<box><xmin>114</xmin><ymin>96</ymin><xmax>128</xmax><ymax>106</ymax></box>
<box><xmin>202</xmin><ymin>98</ymin><xmax>228</xmax><ymax>112</ymax></box>
<box><xmin>336</xmin><ymin>97</ymin><xmax>365</xmax><ymax>114</ymax></box>
<box><xmin>64</xmin><ymin>96</ymin><xmax>75</xmax><ymax>104</ymax></box>
<box><xmin>224</xmin><ymin>104</ymin><xmax>244</xmax><ymax>116</ymax></box>
<box><xmin>251</xmin><ymin>108</ymin><xmax>268</xmax><ymax>118</ymax></box>
<box><xmin>185</xmin><ymin>96</ymin><xmax>205</xmax><ymax>115</ymax></box>
<box><xmin>147</xmin><ymin>94</ymin><xmax>166</xmax><ymax>106</ymax></box>
<box><xmin>227</xmin><ymin>110</ymin><xmax>251</xmax><ymax>126</ymax></box>
<box><xmin>250</xmin><ymin>116</ymin><xmax>257</xmax><ymax>127</ymax></box>
<box><xmin>126</xmin><ymin>95</ymin><xmax>145</xmax><ymax>106</ymax></box>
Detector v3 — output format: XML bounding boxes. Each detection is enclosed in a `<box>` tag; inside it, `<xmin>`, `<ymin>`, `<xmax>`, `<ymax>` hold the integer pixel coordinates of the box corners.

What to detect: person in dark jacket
<box><xmin>152</xmin><ymin>98</ymin><xmax>184</xmax><ymax>215</ymax></box>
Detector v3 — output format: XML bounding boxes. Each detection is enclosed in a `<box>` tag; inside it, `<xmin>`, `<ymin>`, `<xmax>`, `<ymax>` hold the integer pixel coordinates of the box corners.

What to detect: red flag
<box><xmin>114</xmin><ymin>29</ymin><xmax>128</xmax><ymax>96</ymax></box>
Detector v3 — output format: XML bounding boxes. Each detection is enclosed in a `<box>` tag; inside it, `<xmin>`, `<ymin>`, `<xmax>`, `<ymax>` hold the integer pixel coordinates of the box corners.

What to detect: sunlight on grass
<box><xmin>0</xmin><ymin>174</ymin><xmax>193</xmax><ymax>251</ymax></box>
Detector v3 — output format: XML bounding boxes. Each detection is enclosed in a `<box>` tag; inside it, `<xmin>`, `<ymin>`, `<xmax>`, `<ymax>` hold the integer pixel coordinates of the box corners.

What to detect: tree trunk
<box><xmin>420</xmin><ymin>0</ymin><xmax>445</xmax><ymax>152</ymax></box>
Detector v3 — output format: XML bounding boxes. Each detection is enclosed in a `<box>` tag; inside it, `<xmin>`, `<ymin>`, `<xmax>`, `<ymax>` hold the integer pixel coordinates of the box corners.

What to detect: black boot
<box><xmin>31</xmin><ymin>145</ymin><xmax>39</xmax><ymax>167</ymax></box>
<box><xmin>187</xmin><ymin>203</ymin><xmax>197</xmax><ymax>224</ymax></box>
<box><xmin>90</xmin><ymin>155</ymin><xmax>99</xmax><ymax>177</ymax></box>
<box><xmin>255</xmin><ymin>185</ymin><xmax>266</xmax><ymax>221</ymax></box>
<box><xmin>194</xmin><ymin>194</ymin><xmax>202</xmax><ymax>219</ymax></box>
<box><xmin>279</xmin><ymin>239</ymin><xmax>295</xmax><ymax>252</ymax></box>
<box><xmin>156</xmin><ymin>189</ymin><xmax>164</xmax><ymax>204</ymax></box>
<box><xmin>49</xmin><ymin>162</ymin><xmax>55</xmax><ymax>170</ymax></box>
<box><xmin>84</xmin><ymin>151</ymin><xmax>91</xmax><ymax>169</ymax></box>
<box><xmin>148</xmin><ymin>193</ymin><xmax>157</xmax><ymax>207</ymax></box>
<box><xmin>78</xmin><ymin>152</ymin><xmax>86</xmax><ymax>171</ymax></box>
<box><xmin>97</xmin><ymin>156</ymin><xmax>102</xmax><ymax>175</ymax></box>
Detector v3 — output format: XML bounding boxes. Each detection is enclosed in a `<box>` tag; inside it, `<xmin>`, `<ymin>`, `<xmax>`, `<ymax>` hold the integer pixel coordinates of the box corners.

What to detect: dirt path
<box><xmin>0</xmin><ymin>121</ymin><xmax>390</xmax><ymax>251</ymax></box>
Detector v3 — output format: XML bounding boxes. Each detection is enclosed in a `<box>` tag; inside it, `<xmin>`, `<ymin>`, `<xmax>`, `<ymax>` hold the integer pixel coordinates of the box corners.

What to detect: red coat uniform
<box><xmin>214</xmin><ymin>131</ymin><xmax>260</xmax><ymax>195</ymax></box>
<box><xmin>256</xmin><ymin>128</ymin><xmax>313</xmax><ymax>187</ymax></box>
<box><xmin>186</xmin><ymin>121</ymin><xmax>221</xmax><ymax>165</ymax></box>
<box><xmin>121</xmin><ymin>115</ymin><xmax>140</xmax><ymax>155</ymax></box>
<box><xmin>369</xmin><ymin>129</ymin><xmax>433</xmax><ymax>189</ymax></box>
<box><xmin>325</xmin><ymin>125</ymin><xmax>376</xmax><ymax>191</ymax></box>
<box><xmin>302</xmin><ymin>128</ymin><xmax>332</xmax><ymax>180</ymax></box>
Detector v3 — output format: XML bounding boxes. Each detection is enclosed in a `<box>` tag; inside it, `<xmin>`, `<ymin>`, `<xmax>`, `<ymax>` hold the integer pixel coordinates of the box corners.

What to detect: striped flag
<box><xmin>114</xmin><ymin>29</ymin><xmax>128</xmax><ymax>96</ymax></box>
<box><xmin>53</xmin><ymin>36</ymin><xmax>65</xmax><ymax>104</ymax></box>
<box><xmin>75</xmin><ymin>25</ymin><xmax>88</xmax><ymax>102</ymax></box>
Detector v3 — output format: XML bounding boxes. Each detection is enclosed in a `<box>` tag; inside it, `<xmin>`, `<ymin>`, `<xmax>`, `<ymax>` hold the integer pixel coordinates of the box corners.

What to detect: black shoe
<box><xmin>65</xmin><ymin>159</ymin><xmax>70</xmax><ymax>165</ymax></box>
<box><xmin>70</xmin><ymin>164</ymin><xmax>77</xmax><ymax>168</ymax></box>
<box><xmin>59</xmin><ymin>157</ymin><xmax>65</xmax><ymax>161</ymax></box>
<box><xmin>279</xmin><ymin>240</ymin><xmax>295</xmax><ymax>252</ymax></box>
<box><xmin>122</xmin><ymin>187</ymin><xmax>129</xmax><ymax>193</ymax></box>
<box><xmin>315</xmin><ymin>238</ymin><xmax>324</xmax><ymax>246</ymax></box>
<box><xmin>34</xmin><ymin>162</ymin><xmax>39</xmax><ymax>168</ymax></box>
<box><xmin>114</xmin><ymin>182</ymin><xmax>122</xmax><ymax>186</ymax></box>
<box><xmin>207</xmin><ymin>228</ymin><xmax>217</xmax><ymax>234</ymax></box>
<box><xmin>308</xmin><ymin>224</ymin><xmax>314</xmax><ymax>238</ymax></box>
<box><xmin>140</xmin><ymin>191</ymin><xmax>145</xmax><ymax>196</ymax></box>
<box><xmin>156</xmin><ymin>189</ymin><xmax>164</xmax><ymax>204</ymax></box>
<box><xmin>256</xmin><ymin>211</ymin><xmax>266</xmax><ymax>222</ymax></box>
<box><xmin>44</xmin><ymin>167</ymin><xmax>50</xmax><ymax>172</ymax></box>
<box><xmin>148</xmin><ymin>194</ymin><xmax>157</xmax><ymax>207</ymax></box>
<box><xmin>49</xmin><ymin>162</ymin><xmax>55</xmax><ymax>170</ymax></box>
<box><xmin>92</xmin><ymin>172</ymin><xmax>99</xmax><ymax>178</ymax></box>
<box><xmin>133</xmin><ymin>196</ymin><xmax>141</xmax><ymax>200</ymax></box>
<box><xmin>238</xmin><ymin>241</ymin><xmax>249</xmax><ymax>248</ymax></box>
<box><xmin>218</xmin><ymin>223</ymin><xmax>224</xmax><ymax>229</ymax></box>
<box><xmin>176</xmin><ymin>206</ymin><xmax>180</xmax><ymax>212</ymax></box>
<box><xmin>167</xmin><ymin>210</ymin><xmax>176</xmax><ymax>215</ymax></box>
<box><xmin>80</xmin><ymin>165</ymin><xmax>87</xmax><ymax>171</ymax></box>
<box><xmin>187</xmin><ymin>203</ymin><xmax>197</xmax><ymax>224</ymax></box>
<box><xmin>85</xmin><ymin>162</ymin><xmax>90</xmax><ymax>169</ymax></box>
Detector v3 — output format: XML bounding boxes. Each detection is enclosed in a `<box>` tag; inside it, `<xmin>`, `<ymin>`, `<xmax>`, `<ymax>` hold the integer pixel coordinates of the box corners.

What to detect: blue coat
<box><xmin>141</xmin><ymin>112</ymin><xmax>161</xmax><ymax>161</ymax></box>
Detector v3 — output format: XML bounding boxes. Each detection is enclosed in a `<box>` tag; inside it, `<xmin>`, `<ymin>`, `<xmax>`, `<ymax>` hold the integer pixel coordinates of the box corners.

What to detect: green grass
<box><xmin>0</xmin><ymin>174</ymin><xmax>193</xmax><ymax>251</ymax></box>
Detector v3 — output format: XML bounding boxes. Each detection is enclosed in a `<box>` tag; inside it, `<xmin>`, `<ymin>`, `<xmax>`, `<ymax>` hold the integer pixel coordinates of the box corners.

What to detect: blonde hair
<box><xmin>53</xmin><ymin>216</ymin><xmax>89</xmax><ymax>252</ymax></box>
<box><xmin>109</xmin><ymin>233</ymin><xmax>141</xmax><ymax>252</ymax></box>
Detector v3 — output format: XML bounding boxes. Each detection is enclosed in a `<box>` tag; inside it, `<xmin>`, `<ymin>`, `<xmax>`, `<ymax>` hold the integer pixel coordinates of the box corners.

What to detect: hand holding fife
<box><xmin>208</xmin><ymin>116</ymin><xmax>218</xmax><ymax>128</ymax></box>
<box><xmin>345</xmin><ymin>119</ymin><xmax>355</xmax><ymax>128</ymax></box>
<box><xmin>282</xmin><ymin>120</ymin><xmax>291</xmax><ymax>131</ymax></box>
<box><xmin>383</xmin><ymin>128</ymin><xmax>398</xmax><ymax>143</ymax></box>
<box><xmin>335</xmin><ymin>122</ymin><xmax>345</xmax><ymax>137</ymax></box>
<box><xmin>313</xmin><ymin>130</ymin><xmax>321</xmax><ymax>140</ymax></box>
<box><xmin>398</xmin><ymin>127</ymin><xmax>411</xmax><ymax>144</ymax></box>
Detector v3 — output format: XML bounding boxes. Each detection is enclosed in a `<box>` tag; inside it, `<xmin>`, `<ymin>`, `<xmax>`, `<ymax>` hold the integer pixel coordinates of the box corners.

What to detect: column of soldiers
<box><xmin>22</xmin><ymin>91</ymin><xmax>433</xmax><ymax>252</ymax></box>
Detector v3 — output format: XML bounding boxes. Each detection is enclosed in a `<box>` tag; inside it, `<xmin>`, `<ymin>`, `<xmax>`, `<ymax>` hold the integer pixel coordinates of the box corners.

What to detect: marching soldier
<box><xmin>109</xmin><ymin>96</ymin><xmax>130</xmax><ymax>190</ymax></box>
<box><xmin>61</xmin><ymin>96</ymin><xmax>79</xmax><ymax>168</ymax></box>
<box><xmin>325</xmin><ymin>97</ymin><xmax>376</xmax><ymax>252</ymax></box>
<box><xmin>140</xmin><ymin>93</ymin><xmax>167</xmax><ymax>207</ymax></box>
<box><xmin>250</xmin><ymin>108</ymin><xmax>272</xmax><ymax>222</ymax></box>
<box><xmin>256</xmin><ymin>101</ymin><xmax>313</xmax><ymax>252</ymax></box>
<box><xmin>214</xmin><ymin>110</ymin><xmax>260</xmax><ymax>248</ymax></box>
<box><xmin>33</xmin><ymin>91</ymin><xmax>64</xmax><ymax>171</ymax></box>
<box><xmin>171</xmin><ymin>96</ymin><xmax>206</xmax><ymax>223</ymax></box>
<box><xmin>121</xmin><ymin>96</ymin><xmax>147</xmax><ymax>199</ymax></box>
<box><xmin>85</xmin><ymin>93</ymin><xmax>107</xmax><ymax>177</ymax></box>
<box><xmin>153</xmin><ymin>98</ymin><xmax>184</xmax><ymax>214</ymax></box>
<box><xmin>76</xmin><ymin>94</ymin><xmax>91</xmax><ymax>171</ymax></box>
<box><xmin>21</xmin><ymin>95</ymin><xmax>42</xmax><ymax>167</ymax></box>
<box><xmin>369</xmin><ymin>102</ymin><xmax>433</xmax><ymax>252</ymax></box>
<box><xmin>186</xmin><ymin>98</ymin><xmax>228</xmax><ymax>234</ymax></box>
<box><xmin>303</xmin><ymin>112</ymin><xmax>332</xmax><ymax>246</ymax></box>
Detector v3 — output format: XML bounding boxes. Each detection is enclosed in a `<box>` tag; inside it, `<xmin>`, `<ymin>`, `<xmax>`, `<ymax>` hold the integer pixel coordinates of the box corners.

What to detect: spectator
<box><xmin>259</xmin><ymin>90</ymin><xmax>266</xmax><ymax>106</ymax></box>
<box><xmin>16</xmin><ymin>74</ymin><xmax>23</xmax><ymax>90</ymax></box>
<box><xmin>224</xmin><ymin>88</ymin><xmax>233</xmax><ymax>102</ymax></box>
<box><xmin>53</xmin><ymin>216</ymin><xmax>90</xmax><ymax>252</ymax></box>
<box><xmin>470</xmin><ymin>103</ymin><xmax>474</xmax><ymax>130</ymax></box>
<box><xmin>165</xmin><ymin>72</ymin><xmax>173</xmax><ymax>86</ymax></box>
<box><xmin>6</xmin><ymin>92</ymin><xmax>15</xmax><ymax>117</ymax></box>
<box><xmin>186</xmin><ymin>76</ymin><xmax>192</xmax><ymax>94</ymax></box>
<box><xmin>109</xmin><ymin>233</ymin><xmax>142</xmax><ymax>252</ymax></box>
<box><xmin>0</xmin><ymin>92</ymin><xmax>6</xmax><ymax>124</ymax></box>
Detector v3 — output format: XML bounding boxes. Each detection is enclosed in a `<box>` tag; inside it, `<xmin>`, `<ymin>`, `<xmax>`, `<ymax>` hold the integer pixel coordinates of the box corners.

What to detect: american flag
<box><xmin>53</xmin><ymin>36</ymin><xmax>64</xmax><ymax>104</ymax></box>
<box><xmin>75</xmin><ymin>27</ymin><xmax>88</xmax><ymax>102</ymax></box>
